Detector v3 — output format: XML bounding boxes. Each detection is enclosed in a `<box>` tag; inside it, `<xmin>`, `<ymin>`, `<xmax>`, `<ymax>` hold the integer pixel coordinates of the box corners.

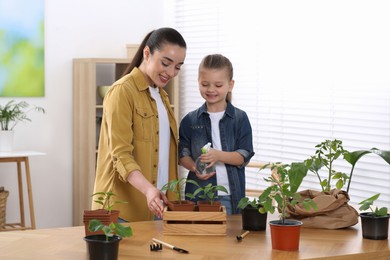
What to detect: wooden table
<box><xmin>0</xmin><ymin>214</ymin><xmax>389</xmax><ymax>259</ymax></box>
<box><xmin>0</xmin><ymin>151</ymin><xmax>45</xmax><ymax>231</ymax></box>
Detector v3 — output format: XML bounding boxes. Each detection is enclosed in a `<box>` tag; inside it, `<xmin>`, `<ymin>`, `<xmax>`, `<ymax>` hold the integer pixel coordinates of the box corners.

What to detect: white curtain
<box><xmin>173</xmin><ymin>0</ymin><xmax>390</xmax><ymax>208</ymax></box>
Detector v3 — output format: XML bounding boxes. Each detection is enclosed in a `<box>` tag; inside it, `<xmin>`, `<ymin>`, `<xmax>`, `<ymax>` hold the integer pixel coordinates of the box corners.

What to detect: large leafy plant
<box><xmin>305</xmin><ymin>139</ymin><xmax>349</xmax><ymax>192</ymax></box>
<box><xmin>305</xmin><ymin>139</ymin><xmax>390</xmax><ymax>192</ymax></box>
<box><xmin>0</xmin><ymin>100</ymin><xmax>45</xmax><ymax>130</ymax></box>
<box><xmin>258</xmin><ymin>162</ymin><xmax>317</xmax><ymax>224</ymax></box>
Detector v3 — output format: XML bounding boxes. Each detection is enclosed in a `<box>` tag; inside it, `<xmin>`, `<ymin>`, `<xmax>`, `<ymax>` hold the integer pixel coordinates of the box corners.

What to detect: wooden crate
<box><xmin>163</xmin><ymin>206</ymin><xmax>227</xmax><ymax>236</ymax></box>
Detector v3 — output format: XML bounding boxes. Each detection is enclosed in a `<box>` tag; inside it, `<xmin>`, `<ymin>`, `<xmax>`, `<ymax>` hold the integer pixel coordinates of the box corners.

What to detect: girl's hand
<box><xmin>200</xmin><ymin>148</ymin><xmax>219</xmax><ymax>167</ymax></box>
<box><xmin>194</xmin><ymin>168</ymin><xmax>216</xmax><ymax>180</ymax></box>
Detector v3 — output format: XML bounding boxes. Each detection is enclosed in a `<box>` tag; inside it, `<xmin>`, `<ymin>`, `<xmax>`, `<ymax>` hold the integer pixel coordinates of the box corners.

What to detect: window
<box><xmin>174</xmin><ymin>0</ymin><xmax>390</xmax><ymax>207</ymax></box>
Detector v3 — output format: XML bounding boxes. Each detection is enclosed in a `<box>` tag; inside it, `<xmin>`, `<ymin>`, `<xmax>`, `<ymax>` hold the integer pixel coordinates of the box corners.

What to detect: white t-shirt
<box><xmin>149</xmin><ymin>86</ymin><xmax>169</xmax><ymax>190</ymax></box>
<box><xmin>208</xmin><ymin>111</ymin><xmax>230</xmax><ymax>195</ymax></box>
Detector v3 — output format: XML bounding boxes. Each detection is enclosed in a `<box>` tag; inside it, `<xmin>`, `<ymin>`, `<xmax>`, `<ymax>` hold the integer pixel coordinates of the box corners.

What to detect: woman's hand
<box><xmin>145</xmin><ymin>187</ymin><xmax>168</xmax><ymax>218</ymax></box>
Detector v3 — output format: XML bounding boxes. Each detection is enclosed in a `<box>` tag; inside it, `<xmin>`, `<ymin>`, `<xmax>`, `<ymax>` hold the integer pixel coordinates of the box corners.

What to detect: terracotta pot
<box><xmin>360</xmin><ymin>213</ymin><xmax>390</xmax><ymax>240</ymax></box>
<box><xmin>241</xmin><ymin>206</ymin><xmax>267</xmax><ymax>231</ymax></box>
<box><xmin>84</xmin><ymin>234</ymin><xmax>121</xmax><ymax>260</ymax></box>
<box><xmin>197</xmin><ymin>201</ymin><xmax>221</xmax><ymax>212</ymax></box>
<box><xmin>166</xmin><ymin>200</ymin><xmax>195</xmax><ymax>211</ymax></box>
<box><xmin>269</xmin><ymin>219</ymin><xmax>303</xmax><ymax>251</ymax></box>
<box><xmin>83</xmin><ymin>209</ymin><xmax>120</xmax><ymax>236</ymax></box>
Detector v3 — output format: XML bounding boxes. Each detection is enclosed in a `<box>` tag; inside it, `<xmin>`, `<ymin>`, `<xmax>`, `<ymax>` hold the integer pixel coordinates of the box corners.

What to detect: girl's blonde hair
<box><xmin>198</xmin><ymin>54</ymin><xmax>233</xmax><ymax>102</ymax></box>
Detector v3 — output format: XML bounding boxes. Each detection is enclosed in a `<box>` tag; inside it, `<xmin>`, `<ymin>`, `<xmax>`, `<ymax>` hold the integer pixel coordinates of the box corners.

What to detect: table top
<box><xmin>0</xmin><ymin>214</ymin><xmax>389</xmax><ymax>259</ymax></box>
<box><xmin>0</xmin><ymin>151</ymin><xmax>45</xmax><ymax>158</ymax></box>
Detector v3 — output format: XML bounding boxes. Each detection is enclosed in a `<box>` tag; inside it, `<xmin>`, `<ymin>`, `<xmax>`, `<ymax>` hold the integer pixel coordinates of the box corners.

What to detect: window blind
<box><xmin>174</xmin><ymin>0</ymin><xmax>390</xmax><ymax>208</ymax></box>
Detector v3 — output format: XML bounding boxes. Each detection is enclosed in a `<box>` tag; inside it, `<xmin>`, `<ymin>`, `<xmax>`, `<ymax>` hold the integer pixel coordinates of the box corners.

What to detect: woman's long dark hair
<box><xmin>122</xmin><ymin>27</ymin><xmax>186</xmax><ymax>76</ymax></box>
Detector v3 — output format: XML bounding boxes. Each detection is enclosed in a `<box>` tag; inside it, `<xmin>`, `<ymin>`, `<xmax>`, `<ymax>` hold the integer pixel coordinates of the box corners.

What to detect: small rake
<box><xmin>150</xmin><ymin>242</ymin><xmax>163</xmax><ymax>252</ymax></box>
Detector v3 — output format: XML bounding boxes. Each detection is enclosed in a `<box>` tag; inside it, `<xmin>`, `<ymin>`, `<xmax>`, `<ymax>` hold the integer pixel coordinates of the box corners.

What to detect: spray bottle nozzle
<box><xmin>201</xmin><ymin>142</ymin><xmax>211</xmax><ymax>154</ymax></box>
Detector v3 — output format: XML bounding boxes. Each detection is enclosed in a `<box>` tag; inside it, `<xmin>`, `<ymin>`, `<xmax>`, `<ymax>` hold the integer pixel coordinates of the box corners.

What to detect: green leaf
<box><xmin>375</xmin><ymin>207</ymin><xmax>388</xmax><ymax>217</ymax></box>
<box><xmin>115</xmin><ymin>223</ymin><xmax>133</xmax><ymax>238</ymax></box>
<box><xmin>288</xmin><ymin>162</ymin><xmax>308</xmax><ymax>193</ymax></box>
<box><xmin>88</xmin><ymin>219</ymin><xmax>105</xmax><ymax>232</ymax></box>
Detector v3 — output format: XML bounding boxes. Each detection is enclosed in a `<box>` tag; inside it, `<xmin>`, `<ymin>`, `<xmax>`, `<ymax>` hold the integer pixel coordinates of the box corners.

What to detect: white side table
<box><xmin>0</xmin><ymin>151</ymin><xmax>45</xmax><ymax>231</ymax></box>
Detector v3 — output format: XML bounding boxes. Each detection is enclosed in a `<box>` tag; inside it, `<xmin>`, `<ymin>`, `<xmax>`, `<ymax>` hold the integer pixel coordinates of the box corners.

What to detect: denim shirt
<box><xmin>179</xmin><ymin>101</ymin><xmax>255</xmax><ymax>214</ymax></box>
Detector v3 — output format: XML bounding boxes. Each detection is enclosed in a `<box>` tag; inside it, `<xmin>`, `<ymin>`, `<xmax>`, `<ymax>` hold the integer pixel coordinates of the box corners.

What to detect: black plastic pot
<box><xmin>360</xmin><ymin>213</ymin><xmax>390</xmax><ymax>240</ymax></box>
<box><xmin>84</xmin><ymin>234</ymin><xmax>122</xmax><ymax>260</ymax></box>
<box><xmin>241</xmin><ymin>206</ymin><xmax>267</xmax><ymax>231</ymax></box>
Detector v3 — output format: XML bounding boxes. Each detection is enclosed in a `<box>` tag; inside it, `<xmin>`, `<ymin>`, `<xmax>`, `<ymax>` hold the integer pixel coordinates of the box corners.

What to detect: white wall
<box><xmin>0</xmin><ymin>0</ymin><xmax>168</xmax><ymax>228</ymax></box>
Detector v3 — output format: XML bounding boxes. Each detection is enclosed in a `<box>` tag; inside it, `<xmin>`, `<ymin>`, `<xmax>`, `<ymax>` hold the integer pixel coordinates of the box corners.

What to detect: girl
<box><xmin>179</xmin><ymin>54</ymin><xmax>254</xmax><ymax>214</ymax></box>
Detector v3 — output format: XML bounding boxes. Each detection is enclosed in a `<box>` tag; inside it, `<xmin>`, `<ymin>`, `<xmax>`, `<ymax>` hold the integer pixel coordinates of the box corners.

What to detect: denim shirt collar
<box><xmin>197</xmin><ymin>102</ymin><xmax>235</xmax><ymax>119</ymax></box>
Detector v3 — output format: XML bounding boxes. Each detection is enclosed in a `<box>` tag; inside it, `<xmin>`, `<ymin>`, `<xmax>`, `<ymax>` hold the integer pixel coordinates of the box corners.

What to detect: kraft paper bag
<box><xmin>287</xmin><ymin>189</ymin><xmax>359</xmax><ymax>229</ymax></box>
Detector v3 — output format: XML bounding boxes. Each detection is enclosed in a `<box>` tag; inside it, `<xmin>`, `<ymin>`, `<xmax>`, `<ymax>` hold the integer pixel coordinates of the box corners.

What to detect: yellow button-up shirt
<box><xmin>92</xmin><ymin>67</ymin><xmax>178</xmax><ymax>221</ymax></box>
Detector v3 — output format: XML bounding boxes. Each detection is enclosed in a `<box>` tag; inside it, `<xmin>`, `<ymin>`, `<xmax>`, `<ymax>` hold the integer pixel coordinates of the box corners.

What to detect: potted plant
<box><xmin>186</xmin><ymin>180</ymin><xmax>228</xmax><ymax>212</ymax></box>
<box><xmin>237</xmin><ymin>196</ymin><xmax>268</xmax><ymax>231</ymax></box>
<box><xmin>83</xmin><ymin>191</ymin><xmax>127</xmax><ymax>236</ymax></box>
<box><xmin>0</xmin><ymin>100</ymin><xmax>45</xmax><ymax>152</ymax></box>
<box><xmin>161</xmin><ymin>178</ymin><xmax>195</xmax><ymax>211</ymax></box>
<box><xmin>305</xmin><ymin>139</ymin><xmax>390</xmax><ymax>193</ymax></box>
<box><xmin>294</xmin><ymin>139</ymin><xmax>390</xmax><ymax>229</ymax></box>
<box><xmin>259</xmin><ymin>162</ymin><xmax>317</xmax><ymax>251</ymax></box>
<box><xmin>84</xmin><ymin>219</ymin><xmax>132</xmax><ymax>260</ymax></box>
<box><xmin>358</xmin><ymin>193</ymin><xmax>389</xmax><ymax>240</ymax></box>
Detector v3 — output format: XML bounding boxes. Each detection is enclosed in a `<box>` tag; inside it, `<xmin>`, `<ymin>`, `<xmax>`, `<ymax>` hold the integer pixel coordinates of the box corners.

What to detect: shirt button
<box><xmin>157</xmin><ymin>131</ymin><xmax>159</xmax><ymax>135</ymax></box>
<box><xmin>154</xmin><ymin>164</ymin><xmax>157</xmax><ymax>168</ymax></box>
<box><xmin>156</xmin><ymin>115</ymin><xmax>159</xmax><ymax>118</ymax></box>
<box><xmin>155</xmin><ymin>149</ymin><xmax>158</xmax><ymax>152</ymax></box>
<box><xmin>152</xmin><ymin>180</ymin><xmax>156</xmax><ymax>184</ymax></box>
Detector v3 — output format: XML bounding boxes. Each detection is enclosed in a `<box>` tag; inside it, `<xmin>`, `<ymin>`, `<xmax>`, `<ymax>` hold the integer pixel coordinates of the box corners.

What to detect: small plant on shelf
<box><xmin>0</xmin><ymin>100</ymin><xmax>45</xmax><ymax>131</ymax></box>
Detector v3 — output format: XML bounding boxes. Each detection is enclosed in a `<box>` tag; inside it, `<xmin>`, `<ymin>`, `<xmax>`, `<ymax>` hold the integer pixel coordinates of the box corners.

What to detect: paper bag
<box><xmin>287</xmin><ymin>189</ymin><xmax>359</xmax><ymax>229</ymax></box>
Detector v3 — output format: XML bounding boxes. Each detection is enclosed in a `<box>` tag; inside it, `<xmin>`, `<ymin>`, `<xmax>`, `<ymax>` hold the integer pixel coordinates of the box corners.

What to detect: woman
<box><xmin>92</xmin><ymin>27</ymin><xmax>187</xmax><ymax>221</ymax></box>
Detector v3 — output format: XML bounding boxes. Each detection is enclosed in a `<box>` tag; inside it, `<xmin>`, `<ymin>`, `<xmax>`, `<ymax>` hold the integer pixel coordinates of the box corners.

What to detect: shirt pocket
<box><xmin>135</xmin><ymin>107</ymin><xmax>154</xmax><ymax>141</ymax></box>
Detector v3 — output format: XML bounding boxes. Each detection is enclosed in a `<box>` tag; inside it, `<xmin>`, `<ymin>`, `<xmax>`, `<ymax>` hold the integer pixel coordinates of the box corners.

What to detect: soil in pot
<box><xmin>242</xmin><ymin>206</ymin><xmax>267</xmax><ymax>231</ymax></box>
<box><xmin>83</xmin><ymin>209</ymin><xmax>120</xmax><ymax>236</ymax></box>
<box><xmin>197</xmin><ymin>201</ymin><xmax>222</xmax><ymax>212</ymax></box>
<box><xmin>269</xmin><ymin>219</ymin><xmax>303</xmax><ymax>251</ymax></box>
<box><xmin>360</xmin><ymin>213</ymin><xmax>390</xmax><ymax>240</ymax></box>
<box><xmin>84</xmin><ymin>234</ymin><xmax>121</xmax><ymax>260</ymax></box>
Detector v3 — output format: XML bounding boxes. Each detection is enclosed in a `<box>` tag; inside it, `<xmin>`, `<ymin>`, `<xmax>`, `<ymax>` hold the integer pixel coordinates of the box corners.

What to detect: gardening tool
<box><xmin>236</xmin><ymin>230</ymin><xmax>250</xmax><ymax>241</ymax></box>
<box><xmin>150</xmin><ymin>242</ymin><xmax>163</xmax><ymax>251</ymax></box>
<box><xmin>152</xmin><ymin>238</ymin><xmax>189</xmax><ymax>254</ymax></box>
